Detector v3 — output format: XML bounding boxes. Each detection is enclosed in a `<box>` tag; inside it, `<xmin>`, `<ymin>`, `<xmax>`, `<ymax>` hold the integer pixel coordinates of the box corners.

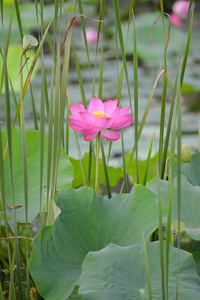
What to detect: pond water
<box><xmin>1</xmin><ymin>2</ymin><xmax>200</xmax><ymax>164</ymax></box>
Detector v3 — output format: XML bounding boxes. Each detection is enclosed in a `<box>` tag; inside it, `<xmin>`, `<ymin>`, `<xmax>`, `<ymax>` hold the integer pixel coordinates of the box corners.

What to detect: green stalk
<box><xmin>95</xmin><ymin>132</ymin><xmax>100</xmax><ymax>193</ymax></box>
<box><xmin>199</xmin><ymin>114</ymin><xmax>200</xmax><ymax>152</ymax></box>
<box><xmin>29</xmin><ymin>84</ymin><xmax>38</xmax><ymax>130</ymax></box>
<box><xmin>46</xmin><ymin>67</ymin><xmax>54</xmax><ymax>214</ymax></box>
<box><xmin>47</xmin><ymin>45</ymin><xmax>61</xmax><ymax>226</ymax></box>
<box><xmin>4</xmin><ymin>37</ymin><xmax>22</xmax><ymax>299</ymax></box>
<box><xmin>113</xmin><ymin>0</ymin><xmax>132</xmax><ymax>110</ymax></box>
<box><xmin>175</xmin><ymin>83</ymin><xmax>182</xmax><ymax>299</ymax></box>
<box><xmin>98</xmin><ymin>0</ymin><xmax>104</xmax><ymax>100</ymax></box>
<box><xmin>13</xmin><ymin>0</ymin><xmax>23</xmax><ymax>41</ymax></box>
<box><xmin>165</xmin><ymin>94</ymin><xmax>178</xmax><ymax>298</ymax></box>
<box><xmin>66</xmin><ymin>100</ymin><xmax>70</xmax><ymax>155</ymax></box>
<box><xmin>88</xmin><ymin>142</ymin><xmax>95</xmax><ymax>187</ymax></box>
<box><xmin>121</xmin><ymin>131</ymin><xmax>128</xmax><ymax>193</ymax></box>
<box><xmin>141</xmin><ymin>224</ymin><xmax>152</xmax><ymax>300</ymax></box>
<box><xmin>0</xmin><ymin>283</ymin><xmax>4</xmax><ymax>300</ymax></box>
<box><xmin>97</xmin><ymin>9</ymin><xmax>110</xmax><ymax>197</ymax></box>
<box><xmin>71</xmin><ymin>41</ymin><xmax>87</xmax><ymax>107</ymax></box>
<box><xmin>39</xmin><ymin>57</ymin><xmax>45</xmax><ymax>225</ymax></box>
<box><xmin>0</xmin><ymin>25</ymin><xmax>17</xmax><ymax>295</ymax></box>
<box><xmin>101</xmin><ymin>140</ymin><xmax>111</xmax><ymax>198</ymax></box>
<box><xmin>158</xmin><ymin>0</ymin><xmax>168</xmax><ymax>177</ymax></box>
<box><xmin>8</xmin><ymin>244</ymin><xmax>16</xmax><ymax>300</ymax></box>
<box><xmin>161</xmin><ymin>5</ymin><xmax>194</xmax><ymax>179</ymax></box>
<box><xmin>73</xmin><ymin>131</ymin><xmax>88</xmax><ymax>186</ymax></box>
<box><xmin>159</xmin><ymin>71</ymin><xmax>167</xmax><ymax>177</ymax></box>
<box><xmin>19</xmin><ymin>51</ymin><xmax>30</xmax><ymax>300</ymax></box>
<box><xmin>11</xmin><ymin>19</ymin><xmax>52</xmax><ymax>131</ymax></box>
<box><xmin>0</xmin><ymin>124</ymin><xmax>15</xmax><ymax>299</ymax></box>
<box><xmin>133</xmin><ymin>12</ymin><xmax>139</xmax><ymax>184</ymax></box>
<box><xmin>120</xmin><ymin>69</ymin><xmax>164</xmax><ymax>193</ymax></box>
<box><xmin>157</xmin><ymin>173</ymin><xmax>165</xmax><ymax>300</ymax></box>
<box><xmin>77</xmin><ymin>0</ymin><xmax>92</xmax><ymax>80</ymax></box>
<box><xmin>143</xmin><ymin>136</ymin><xmax>153</xmax><ymax>186</ymax></box>
<box><xmin>0</xmin><ymin>3</ymin><xmax>14</xmax><ymax>98</ymax></box>
<box><xmin>188</xmin><ymin>238</ymin><xmax>193</xmax><ymax>253</ymax></box>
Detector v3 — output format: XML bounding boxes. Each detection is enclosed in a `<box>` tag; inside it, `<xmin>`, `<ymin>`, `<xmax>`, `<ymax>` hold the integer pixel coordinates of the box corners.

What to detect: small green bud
<box><xmin>181</xmin><ymin>144</ymin><xmax>192</xmax><ymax>163</ymax></box>
<box><xmin>23</xmin><ymin>34</ymin><xmax>38</xmax><ymax>52</ymax></box>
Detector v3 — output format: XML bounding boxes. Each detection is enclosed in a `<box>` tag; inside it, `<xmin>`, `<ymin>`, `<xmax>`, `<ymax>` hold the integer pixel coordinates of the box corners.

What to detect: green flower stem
<box><xmin>19</xmin><ymin>53</ymin><xmax>24</xmax><ymax>127</ymax></box>
<box><xmin>188</xmin><ymin>238</ymin><xmax>193</xmax><ymax>253</ymax></box>
<box><xmin>199</xmin><ymin>115</ymin><xmax>200</xmax><ymax>152</ymax></box>
<box><xmin>95</xmin><ymin>132</ymin><xmax>100</xmax><ymax>193</ymax></box>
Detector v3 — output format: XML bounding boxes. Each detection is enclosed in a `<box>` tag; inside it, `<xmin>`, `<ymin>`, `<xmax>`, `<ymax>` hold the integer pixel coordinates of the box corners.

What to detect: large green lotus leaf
<box><xmin>173</xmin><ymin>239</ymin><xmax>200</xmax><ymax>277</ymax></box>
<box><xmin>79</xmin><ymin>241</ymin><xmax>200</xmax><ymax>299</ymax></box>
<box><xmin>29</xmin><ymin>185</ymin><xmax>167</xmax><ymax>299</ymax></box>
<box><xmin>147</xmin><ymin>175</ymin><xmax>200</xmax><ymax>240</ymax></box>
<box><xmin>1</xmin><ymin>128</ymin><xmax>73</xmax><ymax>223</ymax></box>
<box><xmin>0</xmin><ymin>45</ymin><xmax>38</xmax><ymax>93</ymax></box>
<box><xmin>69</xmin><ymin>152</ymin><xmax>123</xmax><ymax>188</ymax></box>
<box><xmin>181</xmin><ymin>152</ymin><xmax>200</xmax><ymax>186</ymax></box>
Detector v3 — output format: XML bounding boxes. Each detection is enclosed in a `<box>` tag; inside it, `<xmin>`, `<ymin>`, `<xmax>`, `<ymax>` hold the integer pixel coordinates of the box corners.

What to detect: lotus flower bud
<box><xmin>181</xmin><ymin>144</ymin><xmax>192</xmax><ymax>162</ymax></box>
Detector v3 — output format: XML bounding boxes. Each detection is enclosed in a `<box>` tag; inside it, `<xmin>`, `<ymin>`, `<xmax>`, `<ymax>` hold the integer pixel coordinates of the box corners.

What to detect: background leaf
<box><xmin>126</xmin><ymin>151</ymin><xmax>160</xmax><ymax>185</ymax></box>
<box><xmin>0</xmin><ymin>45</ymin><xmax>38</xmax><ymax>93</ymax></box>
<box><xmin>1</xmin><ymin>128</ymin><xmax>73</xmax><ymax>222</ymax></box>
<box><xmin>70</xmin><ymin>152</ymin><xmax>123</xmax><ymax>188</ymax></box>
<box><xmin>121</xmin><ymin>12</ymin><xmax>196</xmax><ymax>63</ymax></box>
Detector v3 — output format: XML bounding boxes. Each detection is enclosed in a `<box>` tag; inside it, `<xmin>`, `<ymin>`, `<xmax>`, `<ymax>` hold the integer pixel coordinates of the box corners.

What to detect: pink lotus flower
<box><xmin>171</xmin><ymin>1</ymin><xmax>194</xmax><ymax>29</ymax></box>
<box><xmin>172</xmin><ymin>1</ymin><xmax>192</xmax><ymax>20</ymax></box>
<box><xmin>82</xmin><ymin>28</ymin><xmax>103</xmax><ymax>44</ymax></box>
<box><xmin>170</xmin><ymin>13</ymin><xmax>185</xmax><ymax>29</ymax></box>
<box><xmin>68</xmin><ymin>97</ymin><xmax>133</xmax><ymax>141</ymax></box>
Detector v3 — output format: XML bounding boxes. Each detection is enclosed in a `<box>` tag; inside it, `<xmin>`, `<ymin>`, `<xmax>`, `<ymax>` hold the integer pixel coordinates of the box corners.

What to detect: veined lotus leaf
<box><xmin>79</xmin><ymin>241</ymin><xmax>200</xmax><ymax>299</ymax></box>
<box><xmin>147</xmin><ymin>175</ymin><xmax>200</xmax><ymax>240</ymax></box>
<box><xmin>29</xmin><ymin>185</ymin><xmax>167</xmax><ymax>299</ymax></box>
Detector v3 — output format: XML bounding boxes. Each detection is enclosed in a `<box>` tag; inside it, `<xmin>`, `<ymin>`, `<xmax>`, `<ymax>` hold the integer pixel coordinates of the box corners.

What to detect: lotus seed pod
<box><xmin>23</xmin><ymin>34</ymin><xmax>38</xmax><ymax>52</ymax></box>
<box><xmin>171</xmin><ymin>220</ymin><xmax>185</xmax><ymax>234</ymax></box>
<box><xmin>181</xmin><ymin>144</ymin><xmax>192</xmax><ymax>162</ymax></box>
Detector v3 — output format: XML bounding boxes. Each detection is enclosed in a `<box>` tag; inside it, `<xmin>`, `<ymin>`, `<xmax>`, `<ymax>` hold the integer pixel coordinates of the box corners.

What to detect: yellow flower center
<box><xmin>92</xmin><ymin>111</ymin><xmax>108</xmax><ymax>119</ymax></box>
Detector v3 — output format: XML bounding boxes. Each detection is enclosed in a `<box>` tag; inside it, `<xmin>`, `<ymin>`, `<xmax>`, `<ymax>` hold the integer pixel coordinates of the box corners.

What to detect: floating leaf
<box><xmin>29</xmin><ymin>185</ymin><xmax>167</xmax><ymax>299</ymax></box>
<box><xmin>79</xmin><ymin>242</ymin><xmax>200</xmax><ymax>299</ymax></box>
<box><xmin>1</xmin><ymin>128</ymin><xmax>73</xmax><ymax>222</ymax></box>
<box><xmin>2</xmin><ymin>2</ymin><xmax>54</xmax><ymax>33</ymax></box>
<box><xmin>121</xmin><ymin>12</ymin><xmax>197</xmax><ymax>63</ymax></box>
